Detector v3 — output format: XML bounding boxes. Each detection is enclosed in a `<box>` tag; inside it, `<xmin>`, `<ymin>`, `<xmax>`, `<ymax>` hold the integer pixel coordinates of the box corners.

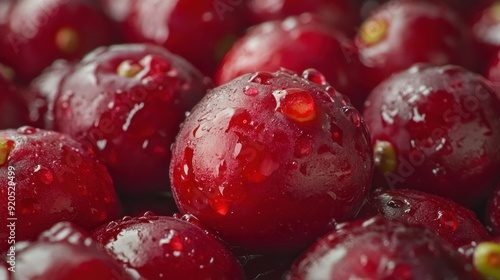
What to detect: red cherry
<box><xmin>0</xmin><ymin>0</ymin><xmax>117</xmax><ymax>83</ymax></box>
<box><xmin>0</xmin><ymin>127</ymin><xmax>120</xmax><ymax>253</ymax></box>
<box><xmin>170</xmin><ymin>69</ymin><xmax>373</xmax><ymax>253</ymax></box>
<box><xmin>101</xmin><ymin>0</ymin><xmax>246</xmax><ymax>76</ymax></box>
<box><xmin>51</xmin><ymin>44</ymin><xmax>210</xmax><ymax>193</ymax></box>
<box><xmin>357</xmin><ymin>189</ymin><xmax>490</xmax><ymax>249</ymax></box>
<box><xmin>91</xmin><ymin>213</ymin><xmax>244</xmax><ymax>280</ymax></box>
<box><xmin>3</xmin><ymin>222</ymin><xmax>132</xmax><ymax>280</ymax></box>
<box><xmin>356</xmin><ymin>1</ymin><xmax>476</xmax><ymax>90</ymax></box>
<box><xmin>286</xmin><ymin>217</ymin><xmax>476</xmax><ymax>279</ymax></box>
<box><xmin>216</xmin><ymin>15</ymin><xmax>367</xmax><ymax>109</ymax></box>
<box><xmin>363</xmin><ymin>64</ymin><xmax>500</xmax><ymax>208</ymax></box>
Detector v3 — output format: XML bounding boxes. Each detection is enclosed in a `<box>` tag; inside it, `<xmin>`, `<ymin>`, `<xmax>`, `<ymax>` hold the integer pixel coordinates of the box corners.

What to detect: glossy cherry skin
<box><xmin>484</xmin><ymin>182</ymin><xmax>500</xmax><ymax>236</ymax></box>
<box><xmin>215</xmin><ymin>15</ymin><xmax>367</xmax><ymax>109</ymax></box>
<box><xmin>2</xmin><ymin>222</ymin><xmax>132</xmax><ymax>280</ymax></box>
<box><xmin>170</xmin><ymin>70</ymin><xmax>373</xmax><ymax>253</ymax></box>
<box><xmin>101</xmin><ymin>0</ymin><xmax>245</xmax><ymax>76</ymax></box>
<box><xmin>52</xmin><ymin>44</ymin><xmax>210</xmax><ymax>194</ymax></box>
<box><xmin>355</xmin><ymin>1</ymin><xmax>476</xmax><ymax>90</ymax></box>
<box><xmin>0</xmin><ymin>0</ymin><xmax>117</xmax><ymax>84</ymax></box>
<box><xmin>0</xmin><ymin>72</ymin><xmax>29</xmax><ymax>129</ymax></box>
<box><xmin>363</xmin><ymin>64</ymin><xmax>500</xmax><ymax>208</ymax></box>
<box><xmin>91</xmin><ymin>213</ymin><xmax>245</xmax><ymax>280</ymax></box>
<box><xmin>0</xmin><ymin>127</ymin><xmax>120</xmax><ymax>253</ymax></box>
<box><xmin>357</xmin><ymin>189</ymin><xmax>490</xmax><ymax>249</ymax></box>
<box><xmin>245</xmin><ymin>0</ymin><xmax>359</xmax><ymax>35</ymax></box>
<box><xmin>286</xmin><ymin>217</ymin><xmax>476</xmax><ymax>280</ymax></box>
<box><xmin>26</xmin><ymin>60</ymin><xmax>74</xmax><ymax>130</ymax></box>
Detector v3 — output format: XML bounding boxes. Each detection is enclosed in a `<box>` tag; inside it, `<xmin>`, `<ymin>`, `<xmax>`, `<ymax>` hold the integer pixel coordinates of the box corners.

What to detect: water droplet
<box><xmin>330</xmin><ymin>123</ymin><xmax>343</xmax><ymax>146</ymax></box>
<box><xmin>243</xmin><ymin>85</ymin><xmax>259</xmax><ymax>96</ymax></box>
<box><xmin>122</xmin><ymin>216</ymin><xmax>132</xmax><ymax>221</ymax></box>
<box><xmin>302</xmin><ymin>68</ymin><xmax>328</xmax><ymax>85</ymax></box>
<box><xmin>248</xmin><ymin>72</ymin><xmax>274</xmax><ymax>85</ymax></box>
<box><xmin>344</xmin><ymin>107</ymin><xmax>362</xmax><ymax>127</ymax></box>
<box><xmin>17</xmin><ymin>126</ymin><xmax>37</xmax><ymax>135</ymax></box>
<box><xmin>273</xmin><ymin>88</ymin><xmax>316</xmax><ymax>122</ymax></box>
<box><xmin>106</xmin><ymin>221</ymin><xmax>118</xmax><ymax>231</ymax></box>
<box><xmin>294</xmin><ymin>136</ymin><xmax>312</xmax><ymax>158</ymax></box>
<box><xmin>386</xmin><ymin>199</ymin><xmax>405</xmax><ymax>208</ymax></box>
<box><xmin>437</xmin><ymin>210</ymin><xmax>458</xmax><ymax>232</ymax></box>
<box><xmin>34</xmin><ymin>165</ymin><xmax>54</xmax><ymax>185</ymax></box>
<box><xmin>141</xmin><ymin>211</ymin><xmax>158</xmax><ymax>220</ymax></box>
<box><xmin>291</xmin><ymin>160</ymin><xmax>298</xmax><ymax>170</ymax></box>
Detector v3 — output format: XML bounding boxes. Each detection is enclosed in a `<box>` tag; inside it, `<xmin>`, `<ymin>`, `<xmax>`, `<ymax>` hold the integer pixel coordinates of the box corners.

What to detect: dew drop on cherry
<box><xmin>17</xmin><ymin>126</ymin><xmax>37</xmax><ymax>135</ymax></box>
<box><xmin>243</xmin><ymin>85</ymin><xmax>259</xmax><ymax>96</ymax></box>
<box><xmin>34</xmin><ymin>165</ymin><xmax>54</xmax><ymax>185</ymax></box>
<box><xmin>344</xmin><ymin>108</ymin><xmax>362</xmax><ymax>127</ymax></box>
<box><xmin>273</xmin><ymin>88</ymin><xmax>316</xmax><ymax>122</ymax></box>
<box><xmin>386</xmin><ymin>199</ymin><xmax>405</xmax><ymax>208</ymax></box>
<box><xmin>248</xmin><ymin>72</ymin><xmax>274</xmax><ymax>85</ymax></box>
<box><xmin>437</xmin><ymin>210</ymin><xmax>458</xmax><ymax>232</ymax></box>
<box><xmin>302</xmin><ymin>68</ymin><xmax>328</xmax><ymax>86</ymax></box>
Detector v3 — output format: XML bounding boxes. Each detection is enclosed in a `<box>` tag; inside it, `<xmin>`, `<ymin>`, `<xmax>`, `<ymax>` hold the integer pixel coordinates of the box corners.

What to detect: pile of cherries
<box><xmin>3</xmin><ymin>0</ymin><xmax>500</xmax><ymax>279</ymax></box>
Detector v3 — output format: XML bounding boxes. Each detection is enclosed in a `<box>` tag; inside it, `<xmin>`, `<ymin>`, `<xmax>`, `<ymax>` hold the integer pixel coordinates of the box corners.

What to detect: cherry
<box><xmin>2</xmin><ymin>222</ymin><xmax>132</xmax><ymax>280</ymax></box>
<box><xmin>101</xmin><ymin>0</ymin><xmax>245</xmax><ymax>76</ymax></box>
<box><xmin>170</xmin><ymin>69</ymin><xmax>373</xmax><ymax>253</ymax></box>
<box><xmin>363</xmin><ymin>64</ymin><xmax>500</xmax><ymax>208</ymax></box>
<box><xmin>26</xmin><ymin>60</ymin><xmax>74</xmax><ymax>130</ymax></box>
<box><xmin>0</xmin><ymin>127</ymin><xmax>120</xmax><ymax>253</ymax></box>
<box><xmin>355</xmin><ymin>0</ymin><xmax>476</xmax><ymax>90</ymax></box>
<box><xmin>286</xmin><ymin>217</ymin><xmax>476</xmax><ymax>279</ymax></box>
<box><xmin>0</xmin><ymin>0</ymin><xmax>117</xmax><ymax>84</ymax></box>
<box><xmin>357</xmin><ymin>189</ymin><xmax>490</xmax><ymax>249</ymax></box>
<box><xmin>245</xmin><ymin>0</ymin><xmax>359</xmax><ymax>35</ymax></box>
<box><xmin>91</xmin><ymin>212</ymin><xmax>244</xmax><ymax>280</ymax></box>
<box><xmin>215</xmin><ymin>14</ymin><xmax>368</xmax><ymax>109</ymax></box>
<box><xmin>51</xmin><ymin>44</ymin><xmax>210</xmax><ymax>193</ymax></box>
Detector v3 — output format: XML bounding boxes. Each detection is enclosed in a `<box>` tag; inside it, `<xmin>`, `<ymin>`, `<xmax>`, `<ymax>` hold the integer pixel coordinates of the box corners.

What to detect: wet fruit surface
<box><xmin>170</xmin><ymin>69</ymin><xmax>373</xmax><ymax>253</ymax></box>
<box><xmin>363</xmin><ymin>64</ymin><xmax>500</xmax><ymax>208</ymax></box>
<box><xmin>357</xmin><ymin>189</ymin><xmax>490</xmax><ymax>249</ymax></box>
<box><xmin>101</xmin><ymin>0</ymin><xmax>245</xmax><ymax>76</ymax></box>
<box><xmin>0</xmin><ymin>0</ymin><xmax>117</xmax><ymax>83</ymax></box>
<box><xmin>91</xmin><ymin>213</ymin><xmax>244</xmax><ymax>280</ymax></box>
<box><xmin>0</xmin><ymin>127</ymin><xmax>120</xmax><ymax>253</ymax></box>
<box><xmin>245</xmin><ymin>0</ymin><xmax>359</xmax><ymax>35</ymax></box>
<box><xmin>216</xmin><ymin>15</ymin><xmax>367</xmax><ymax>109</ymax></box>
<box><xmin>3</xmin><ymin>222</ymin><xmax>132</xmax><ymax>280</ymax></box>
<box><xmin>356</xmin><ymin>1</ymin><xmax>476</xmax><ymax>90</ymax></box>
<box><xmin>52</xmin><ymin>44</ymin><xmax>210</xmax><ymax>193</ymax></box>
<box><xmin>286</xmin><ymin>217</ymin><xmax>476</xmax><ymax>279</ymax></box>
